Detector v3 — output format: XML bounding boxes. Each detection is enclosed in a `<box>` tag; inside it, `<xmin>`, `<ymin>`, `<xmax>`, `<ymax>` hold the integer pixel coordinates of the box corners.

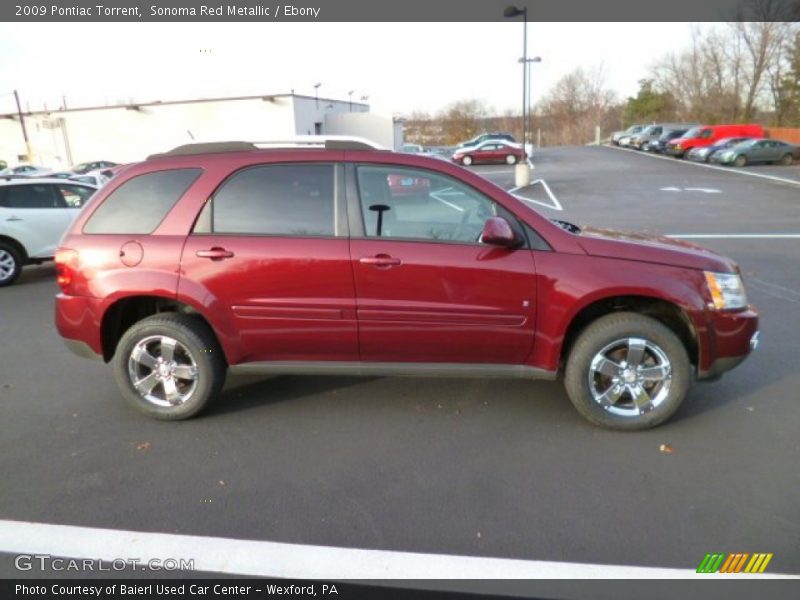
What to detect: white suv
<box><xmin>0</xmin><ymin>178</ymin><xmax>96</xmax><ymax>286</ymax></box>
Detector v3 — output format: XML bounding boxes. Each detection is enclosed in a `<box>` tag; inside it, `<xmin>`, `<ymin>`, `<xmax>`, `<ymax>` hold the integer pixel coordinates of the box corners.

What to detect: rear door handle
<box><xmin>196</xmin><ymin>247</ymin><xmax>234</xmax><ymax>260</ymax></box>
<box><xmin>360</xmin><ymin>254</ymin><xmax>402</xmax><ymax>268</ymax></box>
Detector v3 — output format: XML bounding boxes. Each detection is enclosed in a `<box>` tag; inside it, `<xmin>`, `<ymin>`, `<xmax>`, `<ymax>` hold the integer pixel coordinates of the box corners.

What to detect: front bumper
<box><xmin>697</xmin><ymin>308</ymin><xmax>759</xmax><ymax>380</ymax></box>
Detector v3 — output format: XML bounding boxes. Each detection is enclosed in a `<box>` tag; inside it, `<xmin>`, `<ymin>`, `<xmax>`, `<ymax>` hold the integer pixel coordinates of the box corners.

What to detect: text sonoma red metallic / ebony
<box><xmin>54</xmin><ymin>138</ymin><xmax>758</xmax><ymax>429</ymax></box>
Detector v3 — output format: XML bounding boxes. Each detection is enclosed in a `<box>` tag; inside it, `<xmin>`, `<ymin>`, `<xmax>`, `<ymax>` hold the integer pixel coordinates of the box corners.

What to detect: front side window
<box><xmin>56</xmin><ymin>184</ymin><xmax>95</xmax><ymax>208</ymax></box>
<box><xmin>356</xmin><ymin>165</ymin><xmax>503</xmax><ymax>244</ymax></box>
<box><xmin>211</xmin><ymin>164</ymin><xmax>335</xmax><ymax>236</ymax></box>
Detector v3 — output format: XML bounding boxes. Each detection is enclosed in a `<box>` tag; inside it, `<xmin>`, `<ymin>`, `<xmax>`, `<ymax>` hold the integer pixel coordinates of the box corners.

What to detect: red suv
<box><xmin>54</xmin><ymin>139</ymin><xmax>759</xmax><ymax>429</ymax></box>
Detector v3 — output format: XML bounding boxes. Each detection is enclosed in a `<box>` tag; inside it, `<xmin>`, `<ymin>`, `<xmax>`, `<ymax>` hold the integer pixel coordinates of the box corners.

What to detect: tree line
<box><xmin>406</xmin><ymin>12</ymin><xmax>800</xmax><ymax>147</ymax></box>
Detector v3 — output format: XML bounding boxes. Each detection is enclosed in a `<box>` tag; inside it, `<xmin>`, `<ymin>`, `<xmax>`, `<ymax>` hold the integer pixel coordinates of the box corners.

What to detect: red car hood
<box><xmin>577</xmin><ymin>226</ymin><xmax>736</xmax><ymax>272</ymax></box>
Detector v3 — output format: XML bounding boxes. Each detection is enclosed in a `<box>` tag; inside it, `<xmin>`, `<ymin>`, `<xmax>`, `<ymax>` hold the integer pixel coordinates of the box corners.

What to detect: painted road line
<box><xmin>666</xmin><ymin>234</ymin><xmax>800</xmax><ymax>239</ymax></box>
<box><xmin>0</xmin><ymin>520</ymin><xmax>795</xmax><ymax>579</ymax></box>
<box><xmin>430</xmin><ymin>192</ymin><xmax>465</xmax><ymax>212</ymax></box>
<box><xmin>605</xmin><ymin>145</ymin><xmax>800</xmax><ymax>187</ymax></box>
<box><xmin>509</xmin><ymin>179</ymin><xmax>564</xmax><ymax>211</ymax></box>
<box><xmin>684</xmin><ymin>187</ymin><xmax>721</xmax><ymax>193</ymax></box>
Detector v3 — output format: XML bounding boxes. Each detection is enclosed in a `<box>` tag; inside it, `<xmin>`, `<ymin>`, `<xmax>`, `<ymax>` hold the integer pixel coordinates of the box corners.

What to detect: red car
<box><xmin>452</xmin><ymin>141</ymin><xmax>526</xmax><ymax>166</ymax></box>
<box><xmin>666</xmin><ymin>124</ymin><xmax>765</xmax><ymax>157</ymax></box>
<box><xmin>54</xmin><ymin>139</ymin><xmax>758</xmax><ymax>430</ymax></box>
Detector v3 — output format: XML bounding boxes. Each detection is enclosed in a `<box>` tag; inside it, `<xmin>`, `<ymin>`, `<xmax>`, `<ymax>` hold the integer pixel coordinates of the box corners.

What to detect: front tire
<box><xmin>0</xmin><ymin>243</ymin><xmax>22</xmax><ymax>287</ymax></box>
<box><xmin>461</xmin><ymin>155</ymin><xmax>473</xmax><ymax>166</ymax></box>
<box><xmin>113</xmin><ymin>314</ymin><xmax>226</xmax><ymax>420</ymax></box>
<box><xmin>564</xmin><ymin>312</ymin><xmax>691</xmax><ymax>430</ymax></box>
<box><xmin>733</xmin><ymin>155</ymin><xmax>747</xmax><ymax>167</ymax></box>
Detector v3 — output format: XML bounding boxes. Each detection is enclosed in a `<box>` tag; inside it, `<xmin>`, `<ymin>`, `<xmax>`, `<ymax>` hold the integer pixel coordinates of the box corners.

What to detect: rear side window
<box><xmin>209</xmin><ymin>164</ymin><xmax>335</xmax><ymax>236</ymax></box>
<box><xmin>84</xmin><ymin>168</ymin><xmax>201</xmax><ymax>234</ymax></box>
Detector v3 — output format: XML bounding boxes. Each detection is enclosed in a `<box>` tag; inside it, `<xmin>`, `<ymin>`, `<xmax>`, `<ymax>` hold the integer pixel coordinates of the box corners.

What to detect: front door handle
<box><xmin>360</xmin><ymin>254</ymin><xmax>402</xmax><ymax>268</ymax></box>
<box><xmin>196</xmin><ymin>247</ymin><xmax>234</xmax><ymax>260</ymax></box>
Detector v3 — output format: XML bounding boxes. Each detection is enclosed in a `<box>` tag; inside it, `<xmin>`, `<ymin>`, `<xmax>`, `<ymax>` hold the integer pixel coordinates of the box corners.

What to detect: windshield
<box><xmin>682</xmin><ymin>127</ymin><xmax>702</xmax><ymax>138</ymax></box>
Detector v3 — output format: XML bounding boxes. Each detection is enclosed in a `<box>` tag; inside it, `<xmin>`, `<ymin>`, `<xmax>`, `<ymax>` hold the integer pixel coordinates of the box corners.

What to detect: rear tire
<box><xmin>113</xmin><ymin>313</ymin><xmax>226</xmax><ymax>420</ymax></box>
<box><xmin>0</xmin><ymin>243</ymin><xmax>22</xmax><ymax>287</ymax></box>
<box><xmin>505</xmin><ymin>154</ymin><xmax>518</xmax><ymax>165</ymax></box>
<box><xmin>780</xmin><ymin>153</ymin><xmax>793</xmax><ymax>166</ymax></box>
<box><xmin>564</xmin><ymin>312</ymin><xmax>691</xmax><ymax>430</ymax></box>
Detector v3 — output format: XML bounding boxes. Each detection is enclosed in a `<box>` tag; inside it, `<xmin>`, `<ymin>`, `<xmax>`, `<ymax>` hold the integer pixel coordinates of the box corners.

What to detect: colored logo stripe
<box><xmin>697</xmin><ymin>553</ymin><xmax>773</xmax><ymax>573</ymax></box>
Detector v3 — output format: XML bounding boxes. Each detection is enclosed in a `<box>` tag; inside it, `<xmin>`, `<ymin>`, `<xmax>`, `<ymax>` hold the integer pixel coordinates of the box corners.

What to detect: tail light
<box><xmin>54</xmin><ymin>248</ymin><xmax>78</xmax><ymax>293</ymax></box>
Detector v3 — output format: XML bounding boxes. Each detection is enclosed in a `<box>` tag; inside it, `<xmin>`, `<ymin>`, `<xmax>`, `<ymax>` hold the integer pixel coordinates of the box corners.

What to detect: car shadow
<box><xmin>13</xmin><ymin>264</ymin><xmax>56</xmax><ymax>287</ymax></box>
<box><xmin>206</xmin><ymin>373</ymin><xmax>377</xmax><ymax>416</ymax></box>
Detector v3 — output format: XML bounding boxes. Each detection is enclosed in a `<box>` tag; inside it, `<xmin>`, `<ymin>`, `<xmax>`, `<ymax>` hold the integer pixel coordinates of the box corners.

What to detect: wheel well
<box><xmin>560</xmin><ymin>296</ymin><xmax>698</xmax><ymax>369</ymax></box>
<box><xmin>0</xmin><ymin>235</ymin><xmax>28</xmax><ymax>262</ymax></box>
<box><xmin>101</xmin><ymin>296</ymin><xmax>221</xmax><ymax>363</ymax></box>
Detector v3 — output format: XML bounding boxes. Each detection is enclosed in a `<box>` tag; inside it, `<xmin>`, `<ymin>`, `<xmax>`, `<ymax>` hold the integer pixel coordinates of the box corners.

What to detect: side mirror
<box><xmin>480</xmin><ymin>216</ymin><xmax>519</xmax><ymax>247</ymax></box>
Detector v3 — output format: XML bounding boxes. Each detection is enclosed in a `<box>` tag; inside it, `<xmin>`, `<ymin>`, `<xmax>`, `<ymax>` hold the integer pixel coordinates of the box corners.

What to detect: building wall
<box><xmin>291</xmin><ymin>96</ymin><xmax>367</xmax><ymax>136</ymax></box>
<box><xmin>324</xmin><ymin>112</ymin><xmax>402</xmax><ymax>150</ymax></box>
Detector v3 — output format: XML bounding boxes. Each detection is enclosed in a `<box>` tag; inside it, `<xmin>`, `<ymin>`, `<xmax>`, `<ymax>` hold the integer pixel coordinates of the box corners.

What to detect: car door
<box><xmin>179</xmin><ymin>161</ymin><xmax>358</xmax><ymax>363</ymax></box>
<box><xmin>349</xmin><ymin>163</ymin><xmax>538</xmax><ymax>364</ymax></box>
<box><xmin>749</xmin><ymin>140</ymin><xmax>770</xmax><ymax>162</ymax></box>
<box><xmin>476</xmin><ymin>144</ymin><xmax>496</xmax><ymax>164</ymax></box>
<box><xmin>0</xmin><ymin>183</ymin><xmax>73</xmax><ymax>258</ymax></box>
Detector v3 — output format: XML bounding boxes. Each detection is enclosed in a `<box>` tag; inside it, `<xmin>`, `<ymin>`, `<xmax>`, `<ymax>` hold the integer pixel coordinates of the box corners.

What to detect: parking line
<box><xmin>1</xmin><ymin>519</ymin><xmax>795</xmax><ymax>579</ymax></box>
<box><xmin>508</xmin><ymin>179</ymin><xmax>564</xmax><ymax>211</ymax></box>
<box><xmin>430</xmin><ymin>192</ymin><xmax>465</xmax><ymax>212</ymax></box>
<box><xmin>666</xmin><ymin>234</ymin><xmax>800</xmax><ymax>239</ymax></box>
<box><xmin>605</xmin><ymin>145</ymin><xmax>800</xmax><ymax>187</ymax></box>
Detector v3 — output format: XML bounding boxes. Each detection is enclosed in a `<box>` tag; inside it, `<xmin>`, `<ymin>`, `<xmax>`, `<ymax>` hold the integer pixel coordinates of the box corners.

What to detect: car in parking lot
<box><xmin>457</xmin><ymin>132</ymin><xmax>517</xmax><ymax>149</ymax></box>
<box><xmin>452</xmin><ymin>140</ymin><xmax>526</xmax><ymax>165</ymax></box>
<box><xmin>0</xmin><ymin>178</ymin><xmax>96</xmax><ymax>286</ymax></box>
<box><xmin>709</xmin><ymin>138</ymin><xmax>799</xmax><ymax>167</ymax></box>
<box><xmin>71</xmin><ymin>160</ymin><xmax>119</xmax><ymax>174</ymax></box>
<box><xmin>630</xmin><ymin>124</ymin><xmax>696</xmax><ymax>151</ymax></box>
<box><xmin>666</xmin><ymin>124</ymin><xmax>765</xmax><ymax>157</ymax></box>
<box><xmin>53</xmin><ymin>137</ymin><xmax>758</xmax><ymax>430</ymax></box>
<box><xmin>685</xmin><ymin>137</ymin><xmax>756</xmax><ymax>163</ymax></box>
<box><xmin>647</xmin><ymin>129</ymin><xmax>690</xmax><ymax>154</ymax></box>
<box><xmin>0</xmin><ymin>164</ymin><xmax>53</xmax><ymax>179</ymax></box>
<box><xmin>611</xmin><ymin>124</ymin><xmax>646</xmax><ymax>146</ymax></box>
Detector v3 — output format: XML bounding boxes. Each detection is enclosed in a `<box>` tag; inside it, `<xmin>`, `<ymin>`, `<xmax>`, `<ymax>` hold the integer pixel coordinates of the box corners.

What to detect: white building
<box><xmin>0</xmin><ymin>93</ymin><xmax>404</xmax><ymax>168</ymax></box>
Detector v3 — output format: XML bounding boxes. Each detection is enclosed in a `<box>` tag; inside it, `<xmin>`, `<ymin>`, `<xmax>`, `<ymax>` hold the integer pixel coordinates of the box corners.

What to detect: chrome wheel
<box><xmin>588</xmin><ymin>337</ymin><xmax>672</xmax><ymax>417</ymax></box>
<box><xmin>505</xmin><ymin>154</ymin><xmax>518</xmax><ymax>165</ymax></box>
<box><xmin>127</xmin><ymin>335</ymin><xmax>199</xmax><ymax>407</ymax></box>
<box><xmin>0</xmin><ymin>249</ymin><xmax>16</xmax><ymax>282</ymax></box>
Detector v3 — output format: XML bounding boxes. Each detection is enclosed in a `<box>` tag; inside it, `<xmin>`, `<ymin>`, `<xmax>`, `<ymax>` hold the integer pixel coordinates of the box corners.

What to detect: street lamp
<box><xmin>313</xmin><ymin>82</ymin><xmax>321</xmax><ymax>108</ymax></box>
<box><xmin>504</xmin><ymin>5</ymin><xmax>529</xmax><ymax>186</ymax></box>
<box><xmin>519</xmin><ymin>56</ymin><xmax>542</xmax><ymax>150</ymax></box>
<box><xmin>348</xmin><ymin>90</ymin><xmax>354</xmax><ymax>112</ymax></box>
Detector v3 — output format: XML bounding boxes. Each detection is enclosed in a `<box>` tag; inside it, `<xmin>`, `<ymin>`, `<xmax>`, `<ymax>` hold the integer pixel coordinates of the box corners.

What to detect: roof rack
<box><xmin>147</xmin><ymin>136</ymin><xmax>384</xmax><ymax>159</ymax></box>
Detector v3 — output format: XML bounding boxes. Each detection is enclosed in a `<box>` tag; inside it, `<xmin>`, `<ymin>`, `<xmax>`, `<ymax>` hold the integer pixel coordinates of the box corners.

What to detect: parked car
<box><xmin>34</xmin><ymin>171</ymin><xmax>75</xmax><ymax>179</ymax></box>
<box><xmin>611</xmin><ymin>124</ymin><xmax>646</xmax><ymax>146</ymax></box>
<box><xmin>452</xmin><ymin>140</ymin><xmax>526</xmax><ymax>166</ymax></box>
<box><xmin>457</xmin><ymin>132</ymin><xmax>517</xmax><ymax>149</ymax></box>
<box><xmin>666</xmin><ymin>124</ymin><xmax>765</xmax><ymax>157</ymax></box>
<box><xmin>70</xmin><ymin>160</ymin><xmax>119</xmax><ymax>175</ymax></box>
<box><xmin>53</xmin><ymin>138</ymin><xmax>758</xmax><ymax>430</ymax></box>
<box><xmin>0</xmin><ymin>164</ymin><xmax>53</xmax><ymax>179</ymax></box>
<box><xmin>630</xmin><ymin>124</ymin><xmax>696</xmax><ymax>151</ymax></box>
<box><xmin>400</xmin><ymin>144</ymin><xmax>424</xmax><ymax>154</ymax></box>
<box><xmin>685</xmin><ymin>137</ymin><xmax>756</xmax><ymax>163</ymax></box>
<box><xmin>0</xmin><ymin>178</ymin><xmax>96</xmax><ymax>286</ymax></box>
<box><xmin>709</xmin><ymin>139</ymin><xmax>800</xmax><ymax>167</ymax></box>
<box><xmin>69</xmin><ymin>169</ymin><xmax>112</xmax><ymax>187</ymax></box>
<box><xmin>647</xmin><ymin>129</ymin><xmax>689</xmax><ymax>154</ymax></box>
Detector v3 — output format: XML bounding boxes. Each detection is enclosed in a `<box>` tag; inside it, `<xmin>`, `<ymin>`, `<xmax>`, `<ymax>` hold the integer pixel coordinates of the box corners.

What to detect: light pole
<box><xmin>313</xmin><ymin>82</ymin><xmax>321</xmax><ymax>109</ymax></box>
<box><xmin>519</xmin><ymin>56</ymin><xmax>542</xmax><ymax>150</ymax></box>
<box><xmin>504</xmin><ymin>5</ymin><xmax>529</xmax><ymax>186</ymax></box>
<box><xmin>348</xmin><ymin>90</ymin><xmax>354</xmax><ymax>112</ymax></box>
<box><xmin>13</xmin><ymin>90</ymin><xmax>32</xmax><ymax>163</ymax></box>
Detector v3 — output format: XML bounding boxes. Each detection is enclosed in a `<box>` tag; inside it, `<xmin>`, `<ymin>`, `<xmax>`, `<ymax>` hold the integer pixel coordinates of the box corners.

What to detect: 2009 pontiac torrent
<box><xmin>55</xmin><ymin>138</ymin><xmax>759</xmax><ymax>429</ymax></box>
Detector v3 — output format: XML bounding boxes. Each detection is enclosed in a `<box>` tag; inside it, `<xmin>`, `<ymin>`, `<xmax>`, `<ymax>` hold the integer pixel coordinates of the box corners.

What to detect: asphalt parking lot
<box><xmin>1</xmin><ymin>145</ymin><xmax>799</xmax><ymax>579</ymax></box>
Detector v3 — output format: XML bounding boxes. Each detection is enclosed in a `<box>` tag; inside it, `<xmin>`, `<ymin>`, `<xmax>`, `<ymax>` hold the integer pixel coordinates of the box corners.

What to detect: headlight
<box><xmin>705</xmin><ymin>271</ymin><xmax>747</xmax><ymax>310</ymax></box>
<box><xmin>721</xmin><ymin>151</ymin><xmax>734</xmax><ymax>159</ymax></box>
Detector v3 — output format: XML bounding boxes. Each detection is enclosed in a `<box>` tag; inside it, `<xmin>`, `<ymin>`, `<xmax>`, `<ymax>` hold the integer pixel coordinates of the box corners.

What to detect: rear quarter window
<box><xmin>83</xmin><ymin>168</ymin><xmax>201</xmax><ymax>234</ymax></box>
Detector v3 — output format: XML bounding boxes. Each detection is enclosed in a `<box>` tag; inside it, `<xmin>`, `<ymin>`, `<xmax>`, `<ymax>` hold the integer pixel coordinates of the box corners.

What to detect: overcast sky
<box><xmin>0</xmin><ymin>22</ymin><xmax>698</xmax><ymax>117</ymax></box>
